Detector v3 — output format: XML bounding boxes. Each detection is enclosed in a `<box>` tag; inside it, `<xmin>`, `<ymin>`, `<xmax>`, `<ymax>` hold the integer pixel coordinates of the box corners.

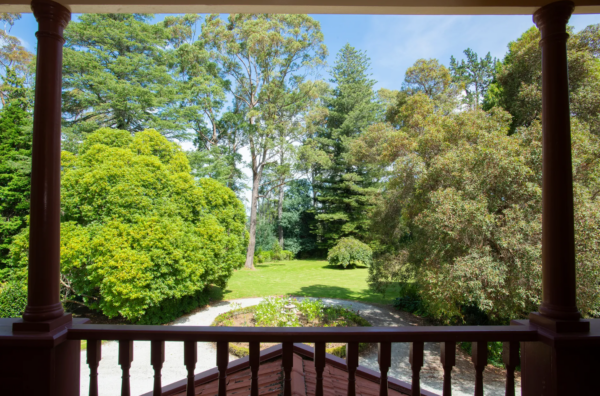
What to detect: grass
<box><xmin>208</xmin><ymin>259</ymin><xmax>399</xmax><ymax>305</ymax></box>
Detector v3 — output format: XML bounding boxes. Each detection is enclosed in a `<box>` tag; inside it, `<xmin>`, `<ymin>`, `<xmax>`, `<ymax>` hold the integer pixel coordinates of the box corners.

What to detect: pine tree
<box><xmin>313</xmin><ymin>44</ymin><xmax>380</xmax><ymax>249</ymax></box>
<box><xmin>0</xmin><ymin>68</ymin><xmax>31</xmax><ymax>269</ymax></box>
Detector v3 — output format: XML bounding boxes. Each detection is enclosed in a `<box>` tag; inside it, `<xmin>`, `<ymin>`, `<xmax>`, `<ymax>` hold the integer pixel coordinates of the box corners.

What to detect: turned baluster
<box><xmin>151</xmin><ymin>340</ymin><xmax>165</xmax><ymax>396</ymax></box>
<box><xmin>440</xmin><ymin>341</ymin><xmax>456</xmax><ymax>396</ymax></box>
<box><xmin>502</xmin><ymin>342</ymin><xmax>519</xmax><ymax>396</ymax></box>
<box><xmin>472</xmin><ymin>341</ymin><xmax>488</xmax><ymax>396</ymax></box>
<box><xmin>378</xmin><ymin>342</ymin><xmax>392</xmax><ymax>396</ymax></box>
<box><xmin>87</xmin><ymin>339</ymin><xmax>102</xmax><ymax>396</ymax></box>
<box><xmin>249</xmin><ymin>342</ymin><xmax>260</xmax><ymax>396</ymax></box>
<box><xmin>118</xmin><ymin>340</ymin><xmax>134</xmax><ymax>396</ymax></box>
<box><xmin>217</xmin><ymin>341</ymin><xmax>229</xmax><ymax>396</ymax></box>
<box><xmin>282</xmin><ymin>342</ymin><xmax>293</xmax><ymax>396</ymax></box>
<box><xmin>410</xmin><ymin>342</ymin><xmax>424</xmax><ymax>396</ymax></box>
<box><xmin>185</xmin><ymin>341</ymin><xmax>197</xmax><ymax>396</ymax></box>
<box><xmin>315</xmin><ymin>342</ymin><xmax>326</xmax><ymax>396</ymax></box>
<box><xmin>346</xmin><ymin>342</ymin><xmax>359</xmax><ymax>396</ymax></box>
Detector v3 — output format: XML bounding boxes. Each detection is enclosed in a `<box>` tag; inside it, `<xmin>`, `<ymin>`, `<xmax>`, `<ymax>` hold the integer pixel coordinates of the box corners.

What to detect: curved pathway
<box><xmin>80</xmin><ymin>297</ymin><xmax>517</xmax><ymax>396</ymax></box>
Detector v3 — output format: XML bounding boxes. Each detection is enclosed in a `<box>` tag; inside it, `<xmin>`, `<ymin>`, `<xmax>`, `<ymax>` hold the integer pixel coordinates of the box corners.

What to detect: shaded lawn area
<box><xmin>208</xmin><ymin>259</ymin><xmax>400</xmax><ymax>305</ymax></box>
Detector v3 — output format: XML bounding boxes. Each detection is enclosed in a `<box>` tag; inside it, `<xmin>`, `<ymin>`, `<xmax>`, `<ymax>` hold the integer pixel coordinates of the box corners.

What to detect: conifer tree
<box><xmin>312</xmin><ymin>44</ymin><xmax>380</xmax><ymax>249</ymax></box>
<box><xmin>0</xmin><ymin>68</ymin><xmax>31</xmax><ymax>268</ymax></box>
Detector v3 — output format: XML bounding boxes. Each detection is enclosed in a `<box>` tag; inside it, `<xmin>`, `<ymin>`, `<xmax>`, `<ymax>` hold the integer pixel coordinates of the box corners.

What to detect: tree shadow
<box><xmin>291</xmin><ymin>284</ymin><xmax>368</xmax><ymax>301</ymax></box>
<box><xmin>254</xmin><ymin>262</ymin><xmax>288</xmax><ymax>269</ymax></box>
<box><xmin>321</xmin><ymin>263</ymin><xmax>369</xmax><ymax>270</ymax></box>
<box><xmin>207</xmin><ymin>285</ymin><xmax>230</xmax><ymax>303</ymax></box>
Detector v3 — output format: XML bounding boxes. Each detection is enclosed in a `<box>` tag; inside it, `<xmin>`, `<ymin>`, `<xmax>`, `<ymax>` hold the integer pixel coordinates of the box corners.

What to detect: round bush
<box><xmin>0</xmin><ymin>281</ymin><xmax>27</xmax><ymax>318</ymax></box>
<box><xmin>327</xmin><ymin>237</ymin><xmax>373</xmax><ymax>268</ymax></box>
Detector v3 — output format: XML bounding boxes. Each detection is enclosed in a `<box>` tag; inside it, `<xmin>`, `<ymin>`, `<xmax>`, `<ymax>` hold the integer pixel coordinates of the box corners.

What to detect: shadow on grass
<box><xmin>253</xmin><ymin>262</ymin><xmax>289</xmax><ymax>269</ymax></box>
<box><xmin>207</xmin><ymin>285</ymin><xmax>230</xmax><ymax>303</ymax></box>
<box><xmin>291</xmin><ymin>284</ymin><xmax>371</xmax><ymax>301</ymax></box>
<box><xmin>321</xmin><ymin>263</ymin><xmax>369</xmax><ymax>270</ymax></box>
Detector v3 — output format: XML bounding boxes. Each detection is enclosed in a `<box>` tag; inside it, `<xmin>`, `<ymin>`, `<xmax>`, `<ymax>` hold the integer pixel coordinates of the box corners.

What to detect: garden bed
<box><xmin>212</xmin><ymin>297</ymin><xmax>371</xmax><ymax>358</ymax></box>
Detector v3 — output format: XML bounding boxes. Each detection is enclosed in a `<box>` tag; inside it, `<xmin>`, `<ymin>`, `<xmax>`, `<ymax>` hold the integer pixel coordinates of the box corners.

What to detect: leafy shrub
<box><xmin>0</xmin><ymin>281</ymin><xmax>27</xmax><ymax>318</ymax></box>
<box><xmin>281</xmin><ymin>250</ymin><xmax>294</xmax><ymax>260</ymax></box>
<box><xmin>9</xmin><ymin>129</ymin><xmax>247</xmax><ymax>323</ymax></box>
<box><xmin>138</xmin><ymin>288</ymin><xmax>210</xmax><ymax>325</ymax></box>
<box><xmin>257</xmin><ymin>250</ymin><xmax>272</xmax><ymax>263</ymax></box>
<box><xmin>459</xmin><ymin>341</ymin><xmax>506</xmax><ymax>369</ymax></box>
<box><xmin>254</xmin><ymin>296</ymin><xmax>301</xmax><ymax>327</ymax></box>
<box><xmin>272</xmin><ymin>241</ymin><xmax>283</xmax><ymax>259</ymax></box>
<box><xmin>327</xmin><ymin>237</ymin><xmax>373</xmax><ymax>268</ymax></box>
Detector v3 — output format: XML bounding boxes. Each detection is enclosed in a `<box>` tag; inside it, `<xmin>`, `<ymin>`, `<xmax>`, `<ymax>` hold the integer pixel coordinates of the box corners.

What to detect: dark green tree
<box><xmin>61</xmin><ymin>14</ymin><xmax>186</xmax><ymax>146</ymax></box>
<box><xmin>0</xmin><ymin>68</ymin><xmax>31</xmax><ymax>269</ymax></box>
<box><xmin>484</xmin><ymin>25</ymin><xmax>600</xmax><ymax>134</ymax></box>
<box><xmin>450</xmin><ymin>48</ymin><xmax>496</xmax><ymax>109</ymax></box>
<box><xmin>312</xmin><ymin>44</ymin><xmax>380</xmax><ymax>249</ymax></box>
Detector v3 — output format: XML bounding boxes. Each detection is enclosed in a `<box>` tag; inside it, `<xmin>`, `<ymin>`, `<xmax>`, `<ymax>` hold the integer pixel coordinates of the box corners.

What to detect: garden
<box><xmin>212</xmin><ymin>296</ymin><xmax>370</xmax><ymax>357</ymax></box>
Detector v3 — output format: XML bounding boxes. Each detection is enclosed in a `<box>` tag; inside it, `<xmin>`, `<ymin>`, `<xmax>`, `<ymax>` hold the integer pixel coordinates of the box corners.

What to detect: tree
<box><xmin>484</xmin><ymin>25</ymin><xmax>600</xmax><ymax>134</ymax></box>
<box><xmin>0</xmin><ymin>13</ymin><xmax>33</xmax><ymax>105</ymax></box>
<box><xmin>450</xmin><ymin>48</ymin><xmax>496</xmax><ymax>109</ymax></box>
<box><xmin>61</xmin><ymin>14</ymin><xmax>187</xmax><ymax>146</ymax></box>
<box><xmin>311</xmin><ymin>44</ymin><xmax>380</xmax><ymax>250</ymax></box>
<box><xmin>201</xmin><ymin>14</ymin><xmax>327</xmax><ymax>269</ymax></box>
<box><xmin>354</xmin><ymin>93</ymin><xmax>600</xmax><ymax>324</ymax></box>
<box><xmin>403</xmin><ymin>58</ymin><xmax>452</xmax><ymax>99</ymax></box>
<box><xmin>0</xmin><ymin>68</ymin><xmax>31</xmax><ymax>270</ymax></box>
<box><xmin>9</xmin><ymin>129</ymin><xmax>247</xmax><ymax>323</ymax></box>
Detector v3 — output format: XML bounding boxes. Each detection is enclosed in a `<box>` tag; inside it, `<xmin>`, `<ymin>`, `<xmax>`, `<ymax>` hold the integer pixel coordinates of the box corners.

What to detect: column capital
<box><xmin>533</xmin><ymin>1</ymin><xmax>574</xmax><ymax>34</ymax></box>
<box><xmin>31</xmin><ymin>0</ymin><xmax>71</xmax><ymax>31</ymax></box>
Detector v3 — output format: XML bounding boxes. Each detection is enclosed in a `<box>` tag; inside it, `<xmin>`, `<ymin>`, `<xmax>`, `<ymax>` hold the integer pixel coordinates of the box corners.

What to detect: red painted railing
<box><xmin>67</xmin><ymin>324</ymin><xmax>538</xmax><ymax>396</ymax></box>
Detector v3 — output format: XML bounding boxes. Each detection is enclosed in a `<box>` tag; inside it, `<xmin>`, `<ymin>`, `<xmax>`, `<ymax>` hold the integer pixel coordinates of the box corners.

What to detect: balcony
<box><xmin>1</xmin><ymin>1</ymin><xmax>600</xmax><ymax>395</ymax></box>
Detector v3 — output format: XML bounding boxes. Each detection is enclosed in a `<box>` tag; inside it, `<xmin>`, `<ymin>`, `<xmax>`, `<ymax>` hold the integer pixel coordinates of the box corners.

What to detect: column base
<box><xmin>529</xmin><ymin>312</ymin><xmax>590</xmax><ymax>333</ymax></box>
<box><xmin>12</xmin><ymin>313</ymin><xmax>73</xmax><ymax>333</ymax></box>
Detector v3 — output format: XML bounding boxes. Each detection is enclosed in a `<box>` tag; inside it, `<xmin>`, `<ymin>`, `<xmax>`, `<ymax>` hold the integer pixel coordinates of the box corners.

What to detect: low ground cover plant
<box><xmin>213</xmin><ymin>296</ymin><xmax>370</xmax><ymax>357</ymax></box>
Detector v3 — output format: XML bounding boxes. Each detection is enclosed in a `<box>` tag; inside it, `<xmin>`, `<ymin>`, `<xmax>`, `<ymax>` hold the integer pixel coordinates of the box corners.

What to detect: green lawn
<box><xmin>208</xmin><ymin>259</ymin><xmax>399</xmax><ymax>305</ymax></box>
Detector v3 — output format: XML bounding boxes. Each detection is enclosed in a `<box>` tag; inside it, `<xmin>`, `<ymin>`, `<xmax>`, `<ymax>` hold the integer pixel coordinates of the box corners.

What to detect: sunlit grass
<box><xmin>209</xmin><ymin>259</ymin><xmax>399</xmax><ymax>305</ymax></box>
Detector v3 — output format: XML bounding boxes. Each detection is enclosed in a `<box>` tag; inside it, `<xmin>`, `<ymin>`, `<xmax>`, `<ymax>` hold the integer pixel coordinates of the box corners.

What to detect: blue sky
<box><xmin>9</xmin><ymin>12</ymin><xmax>599</xmax><ymax>207</ymax></box>
<box><xmin>10</xmin><ymin>13</ymin><xmax>600</xmax><ymax>91</ymax></box>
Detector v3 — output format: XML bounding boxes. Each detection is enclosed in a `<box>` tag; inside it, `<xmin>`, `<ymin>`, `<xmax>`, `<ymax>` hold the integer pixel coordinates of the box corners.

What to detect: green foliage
<box><xmin>212</xmin><ymin>299</ymin><xmax>369</xmax><ymax>359</ymax></box>
<box><xmin>201</xmin><ymin>13</ymin><xmax>327</xmax><ymax>268</ymax></box>
<box><xmin>484</xmin><ymin>25</ymin><xmax>600</xmax><ymax>134</ymax></box>
<box><xmin>140</xmin><ymin>288</ymin><xmax>210</xmax><ymax>325</ymax></box>
<box><xmin>327</xmin><ymin>237</ymin><xmax>373</xmax><ymax>268</ymax></box>
<box><xmin>9</xmin><ymin>129</ymin><xmax>246</xmax><ymax>323</ymax></box>
<box><xmin>450</xmin><ymin>49</ymin><xmax>496</xmax><ymax>109</ymax></box>
<box><xmin>356</xmin><ymin>100</ymin><xmax>600</xmax><ymax>322</ymax></box>
<box><xmin>311</xmin><ymin>44</ymin><xmax>380</xmax><ymax>249</ymax></box>
<box><xmin>0</xmin><ymin>280</ymin><xmax>27</xmax><ymax>318</ymax></box>
<box><xmin>0</xmin><ymin>68</ymin><xmax>31</xmax><ymax>270</ymax></box>
<box><xmin>459</xmin><ymin>341</ymin><xmax>505</xmax><ymax>369</ymax></box>
<box><xmin>254</xmin><ymin>296</ymin><xmax>303</xmax><ymax>327</ymax></box>
<box><xmin>62</xmin><ymin>14</ymin><xmax>195</xmax><ymax>142</ymax></box>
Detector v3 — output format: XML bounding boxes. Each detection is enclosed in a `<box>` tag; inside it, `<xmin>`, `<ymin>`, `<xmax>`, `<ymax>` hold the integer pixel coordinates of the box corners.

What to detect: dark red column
<box><xmin>20</xmin><ymin>0</ymin><xmax>71</xmax><ymax>325</ymax></box>
<box><xmin>529</xmin><ymin>0</ymin><xmax>589</xmax><ymax>333</ymax></box>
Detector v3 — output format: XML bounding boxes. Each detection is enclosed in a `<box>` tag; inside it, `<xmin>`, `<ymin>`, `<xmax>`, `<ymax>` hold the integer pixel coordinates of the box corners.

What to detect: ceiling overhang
<box><xmin>1</xmin><ymin>0</ymin><xmax>599</xmax><ymax>14</ymax></box>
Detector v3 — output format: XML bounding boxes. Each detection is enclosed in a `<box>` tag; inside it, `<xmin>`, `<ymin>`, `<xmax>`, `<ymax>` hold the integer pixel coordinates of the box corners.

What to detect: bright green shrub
<box><xmin>257</xmin><ymin>250</ymin><xmax>272</xmax><ymax>263</ymax></box>
<box><xmin>0</xmin><ymin>281</ymin><xmax>27</xmax><ymax>318</ymax></box>
<box><xmin>281</xmin><ymin>250</ymin><xmax>294</xmax><ymax>260</ymax></box>
<box><xmin>9</xmin><ymin>129</ymin><xmax>247</xmax><ymax>323</ymax></box>
<box><xmin>327</xmin><ymin>237</ymin><xmax>373</xmax><ymax>268</ymax></box>
<box><xmin>272</xmin><ymin>241</ymin><xmax>283</xmax><ymax>260</ymax></box>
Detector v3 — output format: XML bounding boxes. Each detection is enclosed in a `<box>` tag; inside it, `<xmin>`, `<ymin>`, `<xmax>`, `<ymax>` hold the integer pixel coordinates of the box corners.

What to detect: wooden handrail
<box><xmin>70</xmin><ymin>324</ymin><xmax>538</xmax><ymax>396</ymax></box>
<box><xmin>67</xmin><ymin>324</ymin><xmax>539</xmax><ymax>343</ymax></box>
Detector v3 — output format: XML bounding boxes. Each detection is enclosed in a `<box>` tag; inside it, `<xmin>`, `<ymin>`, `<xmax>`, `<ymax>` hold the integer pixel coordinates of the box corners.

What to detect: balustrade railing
<box><xmin>67</xmin><ymin>324</ymin><xmax>538</xmax><ymax>396</ymax></box>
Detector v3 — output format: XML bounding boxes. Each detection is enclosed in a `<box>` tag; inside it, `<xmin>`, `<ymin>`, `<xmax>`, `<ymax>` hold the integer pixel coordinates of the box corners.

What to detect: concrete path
<box><xmin>80</xmin><ymin>297</ymin><xmax>518</xmax><ymax>396</ymax></box>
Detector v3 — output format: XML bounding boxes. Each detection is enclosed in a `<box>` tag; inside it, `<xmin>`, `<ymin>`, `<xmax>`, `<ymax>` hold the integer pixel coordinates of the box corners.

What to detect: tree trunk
<box><xmin>244</xmin><ymin>168</ymin><xmax>261</xmax><ymax>269</ymax></box>
<box><xmin>278</xmin><ymin>180</ymin><xmax>284</xmax><ymax>248</ymax></box>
